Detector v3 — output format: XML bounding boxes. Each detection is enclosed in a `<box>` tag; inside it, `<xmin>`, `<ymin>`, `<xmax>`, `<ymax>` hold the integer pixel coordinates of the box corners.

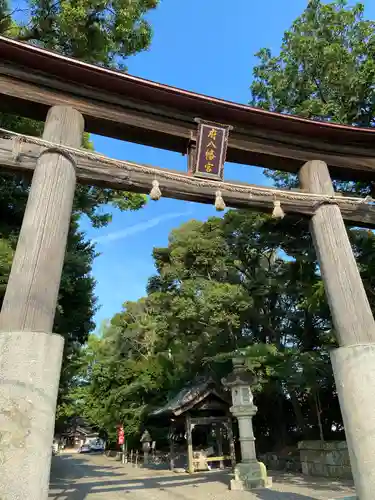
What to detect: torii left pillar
<box><xmin>0</xmin><ymin>106</ymin><xmax>84</xmax><ymax>500</ymax></box>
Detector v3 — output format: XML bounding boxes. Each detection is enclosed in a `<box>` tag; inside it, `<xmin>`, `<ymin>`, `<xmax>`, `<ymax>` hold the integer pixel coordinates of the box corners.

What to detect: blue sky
<box><xmin>76</xmin><ymin>0</ymin><xmax>375</xmax><ymax>327</ymax></box>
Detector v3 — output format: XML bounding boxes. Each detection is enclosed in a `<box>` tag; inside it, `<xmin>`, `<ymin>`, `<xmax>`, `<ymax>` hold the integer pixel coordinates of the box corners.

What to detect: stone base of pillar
<box><xmin>0</xmin><ymin>330</ymin><xmax>64</xmax><ymax>500</ymax></box>
<box><xmin>331</xmin><ymin>344</ymin><xmax>375</xmax><ymax>500</ymax></box>
<box><xmin>230</xmin><ymin>461</ymin><xmax>272</xmax><ymax>491</ymax></box>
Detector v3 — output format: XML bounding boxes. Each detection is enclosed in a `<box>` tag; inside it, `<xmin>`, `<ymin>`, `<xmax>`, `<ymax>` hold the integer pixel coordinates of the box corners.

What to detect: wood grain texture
<box><xmin>169</xmin><ymin>427</ymin><xmax>175</xmax><ymax>471</ymax></box>
<box><xmin>226</xmin><ymin>417</ymin><xmax>236</xmax><ymax>470</ymax></box>
<box><xmin>0</xmin><ymin>139</ymin><xmax>374</xmax><ymax>228</ymax></box>
<box><xmin>1</xmin><ymin>69</ymin><xmax>375</xmax><ymax>181</ymax></box>
<box><xmin>299</xmin><ymin>160</ymin><xmax>375</xmax><ymax>346</ymax></box>
<box><xmin>0</xmin><ymin>106</ymin><xmax>84</xmax><ymax>333</ymax></box>
<box><xmin>215</xmin><ymin>424</ymin><xmax>225</xmax><ymax>469</ymax></box>
<box><xmin>186</xmin><ymin>413</ymin><xmax>194</xmax><ymax>474</ymax></box>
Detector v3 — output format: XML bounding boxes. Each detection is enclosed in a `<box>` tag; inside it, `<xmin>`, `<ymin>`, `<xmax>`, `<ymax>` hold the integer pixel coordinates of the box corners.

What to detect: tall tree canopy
<box><xmin>73</xmin><ymin>208</ymin><xmax>375</xmax><ymax>449</ymax></box>
<box><xmin>70</xmin><ymin>212</ymin><xmax>372</xmax><ymax>448</ymax></box>
<box><xmin>251</xmin><ymin>0</ymin><xmax>375</xmax><ymax>126</ymax></box>
<box><xmin>1</xmin><ymin>0</ymin><xmax>158</xmax><ymax>67</ymax></box>
<box><xmin>251</xmin><ymin>0</ymin><xmax>375</xmax><ymax>194</ymax></box>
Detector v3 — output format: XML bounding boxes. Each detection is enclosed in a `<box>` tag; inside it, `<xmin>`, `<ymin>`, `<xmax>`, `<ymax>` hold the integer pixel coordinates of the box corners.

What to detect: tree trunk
<box><xmin>314</xmin><ymin>389</ymin><xmax>325</xmax><ymax>441</ymax></box>
<box><xmin>273</xmin><ymin>385</ymin><xmax>288</xmax><ymax>448</ymax></box>
<box><xmin>290</xmin><ymin>390</ymin><xmax>309</xmax><ymax>437</ymax></box>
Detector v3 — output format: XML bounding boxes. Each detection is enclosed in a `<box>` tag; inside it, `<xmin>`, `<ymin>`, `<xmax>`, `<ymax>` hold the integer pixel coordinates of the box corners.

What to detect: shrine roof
<box><xmin>150</xmin><ymin>378</ymin><xmax>230</xmax><ymax>417</ymax></box>
<box><xmin>60</xmin><ymin>417</ymin><xmax>97</xmax><ymax>437</ymax></box>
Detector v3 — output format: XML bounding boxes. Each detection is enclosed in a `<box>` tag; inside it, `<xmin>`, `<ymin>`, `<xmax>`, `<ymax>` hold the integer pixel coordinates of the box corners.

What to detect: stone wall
<box><xmin>258</xmin><ymin>451</ymin><xmax>301</xmax><ymax>473</ymax></box>
<box><xmin>298</xmin><ymin>441</ymin><xmax>352</xmax><ymax>479</ymax></box>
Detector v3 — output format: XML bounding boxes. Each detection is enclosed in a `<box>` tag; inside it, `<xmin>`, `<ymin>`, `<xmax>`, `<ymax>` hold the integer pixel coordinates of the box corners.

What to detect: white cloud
<box><xmin>93</xmin><ymin>211</ymin><xmax>192</xmax><ymax>245</ymax></box>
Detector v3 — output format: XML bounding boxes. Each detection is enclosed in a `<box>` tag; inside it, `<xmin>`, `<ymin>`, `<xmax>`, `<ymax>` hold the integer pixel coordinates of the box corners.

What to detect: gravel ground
<box><xmin>49</xmin><ymin>453</ymin><xmax>356</xmax><ymax>500</ymax></box>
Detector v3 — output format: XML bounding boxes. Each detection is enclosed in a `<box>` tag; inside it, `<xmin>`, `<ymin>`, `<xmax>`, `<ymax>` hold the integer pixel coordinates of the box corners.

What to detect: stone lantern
<box><xmin>222</xmin><ymin>356</ymin><xmax>272</xmax><ymax>491</ymax></box>
<box><xmin>140</xmin><ymin>430</ymin><xmax>152</xmax><ymax>465</ymax></box>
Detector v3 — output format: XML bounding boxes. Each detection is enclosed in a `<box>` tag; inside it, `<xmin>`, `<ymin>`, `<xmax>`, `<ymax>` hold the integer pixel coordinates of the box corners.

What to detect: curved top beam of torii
<box><xmin>1</xmin><ymin>35</ymin><xmax>375</xmax><ymax>182</ymax></box>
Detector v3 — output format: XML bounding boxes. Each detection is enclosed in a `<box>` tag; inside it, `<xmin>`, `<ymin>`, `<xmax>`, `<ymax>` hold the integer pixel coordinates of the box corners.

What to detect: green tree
<box><xmin>68</xmin><ymin>314</ymin><xmax>169</xmax><ymax>444</ymax></box>
<box><xmin>251</xmin><ymin>0</ymin><xmax>375</xmax><ymax>194</ymax></box>
<box><xmin>75</xmin><ymin>211</ymin><xmax>349</xmax><ymax>448</ymax></box>
<box><xmin>1</xmin><ymin>0</ymin><xmax>158</xmax><ymax>68</ymax></box>
<box><xmin>251</xmin><ymin>0</ymin><xmax>375</xmax><ymax>126</ymax></box>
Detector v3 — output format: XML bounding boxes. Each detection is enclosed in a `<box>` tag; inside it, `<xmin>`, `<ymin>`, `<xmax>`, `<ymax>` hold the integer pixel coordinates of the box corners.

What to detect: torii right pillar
<box><xmin>299</xmin><ymin>160</ymin><xmax>375</xmax><ymax>500</ymax></box>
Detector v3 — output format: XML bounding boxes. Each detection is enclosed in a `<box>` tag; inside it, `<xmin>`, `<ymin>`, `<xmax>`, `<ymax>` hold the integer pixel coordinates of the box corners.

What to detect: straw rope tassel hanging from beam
<box><xmin>150</xmin><ymin>179</ymin><xmax>162</xmax><ymax>200</ymax></box>
<box><xmin>272</xmin><ymin>199</ymin><xmax>285</xmax><ymax>219</ymax></box>
<box><xmin>215</xmin><ymin>190</ymin><xmax>226</xmax><ymax>211</ymax></box>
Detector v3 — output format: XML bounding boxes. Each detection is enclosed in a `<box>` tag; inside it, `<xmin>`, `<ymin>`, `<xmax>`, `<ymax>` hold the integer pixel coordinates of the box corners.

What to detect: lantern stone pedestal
<box><xmin>141</xmin><ymin>430</ymin><xmax>152</xmax><ymax>465</ymax></box>
<box><xmin>222</xmin><ymin>357</ymin><xmax>272</xmax><ymax>492</ymax></box>
<box><xmin>230</xmin><ymin>462</ymin><xmax>271</xmax><ymax>491</ymax></box>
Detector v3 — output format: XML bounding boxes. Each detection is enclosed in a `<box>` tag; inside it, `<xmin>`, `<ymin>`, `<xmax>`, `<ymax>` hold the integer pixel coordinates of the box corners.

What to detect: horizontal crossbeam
<box><xmin>0</xmin><ymin>136</ymin><xmax>374</xmax><ymax>228</ymax></box>
<box><xmin>194</xmin><ymin>456</ymin><xmax>230</xmax><ymax>462</ymax></box>
<box><xmin>1</xmin><ymin>49</ymin><xmax>375</xmax><ymax>182</ymax></box>
<box><xmin>190</xmin><ymin>417</ymin><xmax>229</xmax><ymax>425</ymax></box>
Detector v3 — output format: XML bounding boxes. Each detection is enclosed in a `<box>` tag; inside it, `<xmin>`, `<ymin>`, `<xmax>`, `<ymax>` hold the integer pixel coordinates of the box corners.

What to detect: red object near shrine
<box><xmin>117</xmin><ymin>425</ymin><xmax>124</xmax><ymax>445</ymax></box>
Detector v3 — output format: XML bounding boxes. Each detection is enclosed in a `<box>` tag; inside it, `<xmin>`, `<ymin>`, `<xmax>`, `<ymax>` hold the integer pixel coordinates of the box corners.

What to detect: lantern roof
<box><xmin>222</xmin><ymin>356</ymin><xmax>255</xmax><ymax>387</ymax></box>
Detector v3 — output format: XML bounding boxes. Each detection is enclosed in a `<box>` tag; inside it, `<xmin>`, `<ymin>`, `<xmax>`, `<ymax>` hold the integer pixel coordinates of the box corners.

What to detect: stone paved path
<box><xmin>49</xmin><ymin>453</ymin><xmax>356</xmax><ymax>500</ymax></box>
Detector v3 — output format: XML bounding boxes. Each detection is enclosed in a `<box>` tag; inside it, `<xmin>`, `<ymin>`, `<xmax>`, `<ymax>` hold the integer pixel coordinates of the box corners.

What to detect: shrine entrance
<box><xmin>1</xmin><ymin>34</ymin><xmax>375</xmax><ymax>500</ymax></box>
<box><xmin>150</xmin><ymin>378</ymin><xmax>236</xmax><ymax>474</ymax></box>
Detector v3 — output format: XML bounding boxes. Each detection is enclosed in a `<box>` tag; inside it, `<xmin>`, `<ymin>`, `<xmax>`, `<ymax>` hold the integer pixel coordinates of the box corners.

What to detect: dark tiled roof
<box><xmin>150</xmin><ymin>378</ymin><xmax>229</xmax><ymax>417</ymax></box>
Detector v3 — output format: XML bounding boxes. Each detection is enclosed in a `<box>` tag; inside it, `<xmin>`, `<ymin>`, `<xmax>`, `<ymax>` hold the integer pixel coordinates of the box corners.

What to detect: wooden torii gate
<box><xmin>0</xmin><ymin>35</ymin><xmax>375</xmax><ymax>499</ymax></box>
